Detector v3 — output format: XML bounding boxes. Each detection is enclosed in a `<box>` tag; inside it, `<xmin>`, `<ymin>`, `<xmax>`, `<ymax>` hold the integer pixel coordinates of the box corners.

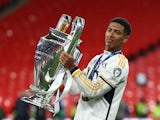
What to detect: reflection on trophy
<box><xmin>21</xmin><ymin>14</ymin><xmax>85</xmax><ymax>116</ymax></box>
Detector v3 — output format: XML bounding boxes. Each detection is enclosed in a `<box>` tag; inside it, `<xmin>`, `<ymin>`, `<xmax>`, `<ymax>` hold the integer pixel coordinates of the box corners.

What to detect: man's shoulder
<box><xmin>112</xmin><ymin>54</ymin><xmax>128</xmax><ymax>62</ymax></box>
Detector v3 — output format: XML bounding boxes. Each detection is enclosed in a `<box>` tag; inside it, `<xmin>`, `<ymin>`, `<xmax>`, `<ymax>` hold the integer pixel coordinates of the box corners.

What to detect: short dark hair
<box><xmin>110</xmin><ymin>17</ymin><xmax>132</xmax><ymax>35</ymax></box>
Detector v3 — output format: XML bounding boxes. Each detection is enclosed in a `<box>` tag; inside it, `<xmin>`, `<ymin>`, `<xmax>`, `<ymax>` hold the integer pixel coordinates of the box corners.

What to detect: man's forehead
<box><xmin>108</xmin><ymin>22</ymin><xmax>124</xmax><ymax>31</ymax></box>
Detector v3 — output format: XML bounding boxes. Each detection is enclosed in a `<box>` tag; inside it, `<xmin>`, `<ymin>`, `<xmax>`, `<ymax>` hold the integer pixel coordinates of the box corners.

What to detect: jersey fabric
<box><xmin>70</xmin><ymin>50</ymin><xmax>129</xmax><ymax>120</ymax></box>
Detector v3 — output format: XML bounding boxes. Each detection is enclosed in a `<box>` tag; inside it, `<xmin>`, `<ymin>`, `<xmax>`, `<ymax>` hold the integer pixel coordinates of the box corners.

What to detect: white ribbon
<box><xmin>44</xmin><ymin>69</ymin><xmax>72</xmax><ymax>116</ymax></box>
<box><xmin>56</xmin><ymin>70</ymin><xmax>72</xmax><ymax>102</ymax></box>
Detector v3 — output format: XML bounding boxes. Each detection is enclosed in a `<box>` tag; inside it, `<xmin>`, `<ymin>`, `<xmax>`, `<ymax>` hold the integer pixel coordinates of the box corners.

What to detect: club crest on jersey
<box><xmin>113</xmin><ymin>68</ymin><xmax>122</xmax><ymax>77</ymax></box>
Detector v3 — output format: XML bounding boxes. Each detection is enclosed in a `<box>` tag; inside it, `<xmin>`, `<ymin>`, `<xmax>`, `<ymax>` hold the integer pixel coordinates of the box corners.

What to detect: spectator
<box><xmin>152</xmin><ymin>99</ymin><xmax>160</xmax><ymax>118</ymax></box>
<box><xmin>135</xmin><ymin>97</ymin><xmax>149</xmax><ymax>118</ymax></box>
<box><xmin>0</xmin><ymin>106</ymin><xmax>5</xmax><ymax>119</ymax></box>
<box><xmin>13</xmin><ymin>93</ymin><xmax>30</xmax><ymax>120</ymax></box>
<box><xmin>35</xmin><ymin>107</ymin><xmax>46</xmax><ymax>120</ymax></box>
<box><xmin>116</xmin><ymin>100</ymin><xmax>130</xmax><ymax>120</ymax></box>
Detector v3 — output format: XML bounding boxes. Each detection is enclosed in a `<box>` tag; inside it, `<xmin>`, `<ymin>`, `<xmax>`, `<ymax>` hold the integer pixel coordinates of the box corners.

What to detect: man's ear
<box><xmin>123</xmin><ymin>35</ymin><xmax>129</xmax><ymax>43</ymax></box>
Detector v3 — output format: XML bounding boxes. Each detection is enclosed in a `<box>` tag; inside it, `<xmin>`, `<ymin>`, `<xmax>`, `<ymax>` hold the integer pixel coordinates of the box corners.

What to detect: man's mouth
<box><xmin>107</xmin><ymin>39</ymin><xmax>113</xmax><ymax>44</ymax></box>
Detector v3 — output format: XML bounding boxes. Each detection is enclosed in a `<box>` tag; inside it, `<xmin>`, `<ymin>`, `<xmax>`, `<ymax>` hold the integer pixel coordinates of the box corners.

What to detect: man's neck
<box><xmin>106</xmin><ymin>49</ymin><xmax>119</xmax><ymax>53</ymax></box>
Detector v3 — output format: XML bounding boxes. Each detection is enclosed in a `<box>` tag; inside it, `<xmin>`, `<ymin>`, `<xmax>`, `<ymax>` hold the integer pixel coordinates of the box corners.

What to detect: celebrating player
<box><xmin>59</xmin><ymin>17</ymin><xmax>132</xmax><ymax>120</ymax></box>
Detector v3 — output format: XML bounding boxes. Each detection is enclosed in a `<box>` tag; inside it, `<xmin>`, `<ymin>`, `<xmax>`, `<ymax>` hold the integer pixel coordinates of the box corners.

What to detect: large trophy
<box><xmin>21</xmin><ymin>14</ymin><xmax>85</xmax><ymax>116</ymax></box>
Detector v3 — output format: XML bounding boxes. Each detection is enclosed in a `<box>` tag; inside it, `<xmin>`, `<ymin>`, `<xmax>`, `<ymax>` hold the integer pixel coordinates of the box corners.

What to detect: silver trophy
<box><xmin>21</xmin><ymin>14</ymin><xmax>85</xmax><ymax>116</ymax></box>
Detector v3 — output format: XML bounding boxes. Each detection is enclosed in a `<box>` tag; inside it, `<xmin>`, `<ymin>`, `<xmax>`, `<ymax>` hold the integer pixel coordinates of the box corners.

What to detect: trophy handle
<box><xmin>65</xmin><ymin>16</ymin><xmax>85</xmax><ymax>54</ymax></box>
<box><xmin>56</xmin><ymin>14</ymin><xmax>71</xmax><ymax>32</ymax></box>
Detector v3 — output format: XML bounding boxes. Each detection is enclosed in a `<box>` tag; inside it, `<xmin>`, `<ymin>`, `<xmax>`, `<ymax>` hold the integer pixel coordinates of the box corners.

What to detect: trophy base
<box><xmin>21</xmin><ymin>95</ymin><xmax>54</xmax><ymax>113</ymax></box>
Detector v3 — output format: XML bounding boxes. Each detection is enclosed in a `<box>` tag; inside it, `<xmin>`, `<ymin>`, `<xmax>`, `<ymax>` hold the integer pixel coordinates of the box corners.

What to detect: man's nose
<box><xmin>108</xmin><ymin>31</ymin><xmax>114</xmax><ymax>37</ymax></box>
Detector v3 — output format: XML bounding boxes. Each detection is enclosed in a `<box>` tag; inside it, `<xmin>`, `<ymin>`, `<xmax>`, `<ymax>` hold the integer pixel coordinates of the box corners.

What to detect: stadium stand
<box><xmin>0</xmin><ymin>0</ymin><xmax>160</xmax><ymax>119</ymax></box>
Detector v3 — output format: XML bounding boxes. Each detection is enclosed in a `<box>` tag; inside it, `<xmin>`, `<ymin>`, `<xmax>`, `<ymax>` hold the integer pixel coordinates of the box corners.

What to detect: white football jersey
<box><xmin>70</xmin><ymin>50</ymin><xmax>129</xmax><ymax>120</ymax></box>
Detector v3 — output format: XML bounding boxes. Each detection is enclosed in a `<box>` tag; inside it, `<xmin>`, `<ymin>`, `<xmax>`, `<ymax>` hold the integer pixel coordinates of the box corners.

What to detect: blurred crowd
<box><xmin>135</xmin><ymin>97</ymin><xmax>160</xmax><ymax>119</ymax></box>
<box><xmin>0</xmin><ymin>96</ymin><xmax>160</xmax><ymax>120</ymax></box>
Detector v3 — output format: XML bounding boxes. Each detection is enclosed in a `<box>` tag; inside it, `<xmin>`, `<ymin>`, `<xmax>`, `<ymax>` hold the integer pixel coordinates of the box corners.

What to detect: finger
<box><xmin>59</xmin><ymin>54</ymin><xmax>65</xmax><ymax>65</ymax></box>
<box><xmin>62</xmin><ymin>52</ymin><xmax>70</xmax><ymax>58</ymax></box>
<box><xmin>60</xmin><ymin>59</ymin><xmax>66</xmax><ymax>66</ymax></box>
<box><xmin>61</xmin><ymin>53</ymin><xmax>68</xmax><ymax>61</ymax></box>
<box><xmin>60</xmin><ymin>53</ymin><xmax>68</xmax><ymax>66</ymax></box>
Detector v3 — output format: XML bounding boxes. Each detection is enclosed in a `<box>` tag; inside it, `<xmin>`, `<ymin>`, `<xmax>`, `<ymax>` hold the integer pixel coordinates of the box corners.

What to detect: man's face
<box><xmin>105</xmin><ymin>22</ymin><xmax>128</xmax><ymax>51</ymax></box>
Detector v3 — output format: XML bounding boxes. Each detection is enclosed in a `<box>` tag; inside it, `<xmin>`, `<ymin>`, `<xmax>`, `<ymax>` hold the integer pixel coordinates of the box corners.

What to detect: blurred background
<box><xmin>0</xmin><ymin>0</ymin><xmax>160</xmax><ymax>120</ymax></box>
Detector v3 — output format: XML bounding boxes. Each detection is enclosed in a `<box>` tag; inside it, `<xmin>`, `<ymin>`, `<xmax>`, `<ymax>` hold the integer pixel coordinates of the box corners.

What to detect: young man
<box><xmin>59</xmin><ymin>17</ymin><xmax>132</xmax><ymax>120</ymax></box>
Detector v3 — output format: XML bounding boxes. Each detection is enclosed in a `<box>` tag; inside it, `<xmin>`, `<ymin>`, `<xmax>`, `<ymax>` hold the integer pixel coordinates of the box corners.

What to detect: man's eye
<box><xmin>107</xmin><ymin>29</ymin><xmax>111</xmax><ymax>32</ymax></box>
<box><xmin>115</xmin><ymin>30</ymin><xmax>121</xmax><ymax>35</ymax></box>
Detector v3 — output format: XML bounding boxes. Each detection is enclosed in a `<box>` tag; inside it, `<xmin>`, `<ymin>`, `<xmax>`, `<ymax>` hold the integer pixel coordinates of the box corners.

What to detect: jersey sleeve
<box><xmin>69</xmin><ymin>67</ymin><xmax>88</xmax><ymax>95</ymax></box>
<box><xmin>69</xmin><ymin>78</ymin><xmax>81</xmax><ymax>95</ymax></box>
